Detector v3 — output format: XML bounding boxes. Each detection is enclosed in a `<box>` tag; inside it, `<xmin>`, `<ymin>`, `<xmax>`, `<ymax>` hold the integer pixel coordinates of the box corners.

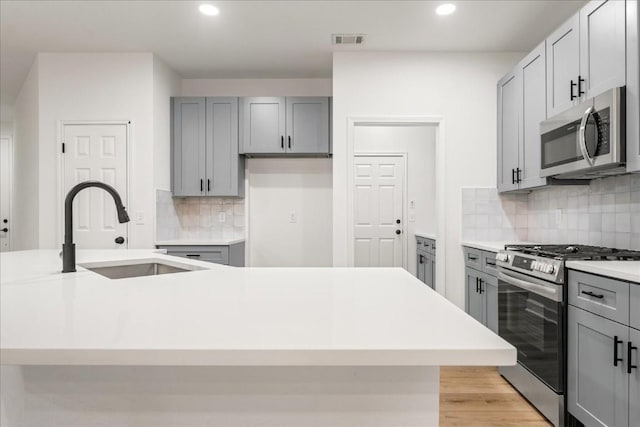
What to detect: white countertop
<box><xmin>1</xmin><ymin>250</ymin><xmax>515</xmax><ymax>367</ymax></box>
<box><xmin>155</xmin><ymin>238</ymin><xmax>245</xmax><ymax>246</ymax></box>
<box><xmin>566</xmin><ymin>260</ymin><xmax>640</xmax><ymax>283</ymax></box>
<box><xmin>461</xmin><ymin>241</ymin><xmax>510</xmax><ymax>253</ymax></box>
<box><xmin>415</xmin><ymin>232</ymin><xmax>436</xmax><ymax>240</ymax></box>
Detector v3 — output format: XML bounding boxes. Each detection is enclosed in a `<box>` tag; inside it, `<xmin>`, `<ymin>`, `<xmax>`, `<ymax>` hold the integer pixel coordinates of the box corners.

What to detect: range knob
<box><xmin>496</xmin><ymin>253</ymin><xmax>508</xmax><ymax>262</ymax></box>
<box><xmin>544</xmin><ymin>264</ymin><xmax>555</xmax><ymax>274</ymax></box>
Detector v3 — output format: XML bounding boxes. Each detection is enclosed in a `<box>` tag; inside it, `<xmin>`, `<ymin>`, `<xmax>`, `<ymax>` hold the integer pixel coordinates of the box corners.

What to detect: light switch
<box><xmin>135</xmin><ymin>211</ymin><xmax>144</xmax><ymax>225</ymax></box>
<box><xmin>289</xmin><ymin>211</ymin><xmax>297</xmax><ymax>223</ymax></box>
<box><xmin>409</xmin><ymin>200</ymin><xmax>415</xmax><ymax>209</ymax></box>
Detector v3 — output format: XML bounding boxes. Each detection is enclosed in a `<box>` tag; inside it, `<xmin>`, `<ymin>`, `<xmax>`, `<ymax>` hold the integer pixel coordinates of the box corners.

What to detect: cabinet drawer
<box><xmin>568</xmin><ymin>270</ymin><xmax>630</xmax><ymax>325</ymax></box>
<box><xmin>463</xmin><ymin>247</ymin><xmax>482</xmax><ymax>270</ymax></box>
<box><xmin>159</xmin><ymin>245</ymin><xmax>230</xmax><ymax>265</ymax></box>
<box><xmin>481</xmin><ymin>251</ymin><xmax>498</xmax><ymax>276</ymax></box>
<box><xmin>631</xmin><ymin>285</ymin><xmax>640</xmax><ymax>331</ymax></box>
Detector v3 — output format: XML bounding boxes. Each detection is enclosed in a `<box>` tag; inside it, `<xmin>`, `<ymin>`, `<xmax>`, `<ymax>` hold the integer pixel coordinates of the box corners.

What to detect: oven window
<box><xmin>498</xmin><ymin>281</ymin><xmax>564</xmax><ymax>392</ymax></box>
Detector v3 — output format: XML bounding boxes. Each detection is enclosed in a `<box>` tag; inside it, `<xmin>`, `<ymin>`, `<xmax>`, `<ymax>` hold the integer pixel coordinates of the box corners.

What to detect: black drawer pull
<box><xmin>207</xmin><ymin>179</ymin><xmax>211</xmax><ymax>192</ymax></box>
<box><xmin>468</xmin><ymin>255</ymin><xmax>478</xmax><ymax>261</ymax></box>
<box><xmin>486</xmin><ymin>260</ymin><xmax>496</xmax><ymax>267</ymax></box>
<box><xmin>186</xmin><ymin>254</ymin><xmax>201</xmax><ymax>258</ymax></box>
<box><xmin>476</xmin><ymin>277</ymin><xmax>479</xmax><ymax>293</ymax></box>
<box><xmin>200</xmin><ymin>179</ymin><xmax>203</xmax><ymax>192</ymax></box>
<box><xmin>288</xmin><ymin>136</ymin><xmax>292</xmax><ymax>149</ymax></box>
<box><xmin>581</xmin><ymin>290</ymin><xmax>604</xmax><ymax>299</ymax></box>
<box><xmin>479</xmin><ymin>279</ymin><xmax>484</xmax><ymax>294</ymax></box>
<box><xmin>281</xmin><ymin>136</ymin><xmax>284</xmax><ymax>149</ymax></box>
<box><xmin>614</xmin><ymin>336</ymin><xmax>623</xmax><ymax>367</ymax></box>
<box><xmin>628</xmin><ymin>342</ymin><xmax>638</xmax><ymax>374</ymax></box>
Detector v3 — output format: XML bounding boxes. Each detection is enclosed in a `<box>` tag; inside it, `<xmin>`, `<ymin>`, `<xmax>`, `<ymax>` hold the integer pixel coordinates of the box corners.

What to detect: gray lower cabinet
<box><xmin>567</xmin><ymin>269</ymin><xmax>640</xmax><ymax>427</ymax></box>
<box><xmin>416</xmin><ymin>236</ymin><xmax>435</xmax><ymax>289</ymax></box>
<box><xmin>172</xmin><ymin>97</ymin><xmax>244</xmax><ymax>197</ymax></box>
<box><xmin>157</xmin><ymin>242</ymin><xmax>245</xmax><ymax>267</ymax></box>
<box><xmin>464</xmin><ymin>246</ymin><xmax>498</xmax><ymax>334</ymax></box>
<box><xmin>240</xmin><ymin>96</ymin><xmax>330</xmax><ymax>156</ymax></box>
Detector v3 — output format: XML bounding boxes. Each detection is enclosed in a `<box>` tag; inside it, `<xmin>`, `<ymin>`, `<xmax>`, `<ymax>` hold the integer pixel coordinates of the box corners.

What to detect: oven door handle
<box><xmin>578</xmin><ymin>105</ymin><xmax>596</xmax><ymax>166</ymax></box>
<box><xmin>498</xmin><ymin>271</ymin><xmax>562</xmax><ymax>302</ymax></box>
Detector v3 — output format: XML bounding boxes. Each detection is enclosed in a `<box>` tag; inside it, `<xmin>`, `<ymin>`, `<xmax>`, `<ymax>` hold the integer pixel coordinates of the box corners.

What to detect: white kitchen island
<box><xmin>1</xmin><ymin>250</ymin><xmax>515</xmax><ymax>426</ymax></box>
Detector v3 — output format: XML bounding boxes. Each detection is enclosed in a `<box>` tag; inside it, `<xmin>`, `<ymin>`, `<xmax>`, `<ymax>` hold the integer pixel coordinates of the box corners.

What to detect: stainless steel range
<box><xmin>496</xmin><ymin>244</ymin><xmax>640</xmax><ymax>427</ymax></box>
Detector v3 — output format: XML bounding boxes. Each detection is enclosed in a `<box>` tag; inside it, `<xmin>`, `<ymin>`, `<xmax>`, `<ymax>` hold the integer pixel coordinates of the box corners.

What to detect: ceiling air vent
<box><xmin>332</xmin><ymin>34</ymin><xmax>365</xmax><ymax>45</ymax></box>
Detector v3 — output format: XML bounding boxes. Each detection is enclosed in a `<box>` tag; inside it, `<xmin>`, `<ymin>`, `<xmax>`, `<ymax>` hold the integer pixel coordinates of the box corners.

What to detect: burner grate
<box><xmin>504</xmin><ymin>244</ymin><xmax>640</xmax><ymax>261</ymax></box>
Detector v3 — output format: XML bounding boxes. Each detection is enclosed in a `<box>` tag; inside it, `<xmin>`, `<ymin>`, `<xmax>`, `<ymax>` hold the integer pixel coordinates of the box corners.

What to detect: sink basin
<box><xmin>82</xmin><ymin>260</ymin><xmax>203</xmax><ymax>280</ymax></box>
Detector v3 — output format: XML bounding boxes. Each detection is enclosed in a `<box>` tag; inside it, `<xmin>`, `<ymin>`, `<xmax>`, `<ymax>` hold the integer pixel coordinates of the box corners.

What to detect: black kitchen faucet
<box><xmin>62</xmin><ymin>181</ymin><xmax>130</xmax><ymax>273</ymax></box>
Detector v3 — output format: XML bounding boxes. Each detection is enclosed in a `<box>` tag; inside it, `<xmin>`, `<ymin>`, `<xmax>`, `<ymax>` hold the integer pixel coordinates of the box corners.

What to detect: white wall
<box><xmin>13</xmin><ymin>59</ymin><xmax>39</xmax><ymax>250</ymax></box>
<box><xmin>248</xmin><ymin>158</ymin><xmax>332</xmax><ymax>267</ymax></box>
<box><xmin>354</xmin><ymin>125</ymin><xmax>436</xmax><ymax>275</ymax></box>
<box><xmin>36</xmin><ymin>53</ymin><xmax>155</xmax><ymax>249</ymax></box>
<box><xmin>153</xmin><ymin>56</ymin><xmax>181</xmax><ymax>191</ymax></box>
<box><xmin>180</xmin><ymin>78</ymin><xmax>333</xmax><ymax>267</ymax></box>
<box><xmin>332</xmin><ymin>52</ymin><xmax>522</xmax><ymax>308</ymax></box>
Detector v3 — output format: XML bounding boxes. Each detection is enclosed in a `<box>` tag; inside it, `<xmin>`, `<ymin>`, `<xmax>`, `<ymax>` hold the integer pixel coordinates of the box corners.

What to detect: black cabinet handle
<box><xmin>186</xmin><ymin>254</ymin><xmax>201</xmax><ymax>258</ymax></box>
<box><xmin>419</xmin><ymin>254</ymin><xmax>424</xmax><ymax>264</ymax></box>
<box><xmin>628</xmin><ymin>342</ymin><xmax>637</xmax><ymax>374</ymax></box>
<box><xmin>479</xmin><ymin>279</ymin><xmax>484</xmax><ymax>294</ymax></box>
<box><xmin>578</xmin><ymin>75</ymin><xmax>585</xmax><ymax>97</ymax></box>
<box><xmin>476</xmin><ymin>277</ymin><xmax>479</xmax><ymax>293</ymax></box>
<box><xmin>581</xmin><ymin>290</ymin><xmax>604</xmax><ymax>299</ymax></box>
<box><xmin>281</xmin><ymin>136</ymin><xmax>284</xmax><ymax>149</ymax></box>
<box><xmin>570</xmin><ymin>79</ymin><xmax>577</xmax><ymax>100</ymax></box>
<box><xmin>468</xmin><ymin>254</ymin><xmax>478</xmax><ymax>261</ymax></box>
<box><xmin>486</xmin><ymin>260</ymin><xmax>496</xmax><ymax>267</ymax></box>
<box><xmin>288</xmin><ymin>136</ymin><xmax>291</xmax><ymax>149</ymax></box>
<box><xmin>207</xmin><ymin>179</ymin><xmax>211</xmax><ymax>192</ymax></box>
<box><xmin>516</xmin><ymin>168</ymin><xmax>522</xmax><ymax>183</ymax></box>
<box><xmin>200</xmin><ymin>179</ymin><xmax>203</xmax><ymax>192</ymax></box>
<box><xmin>511</xmin><ymin>168</ymin><xmax>515</xmax><ymax>184</ymax></box>
<box><xmin>614</xmin><ymin>336</ymin><xmax>623</xmax><ymax>366</ymax></box>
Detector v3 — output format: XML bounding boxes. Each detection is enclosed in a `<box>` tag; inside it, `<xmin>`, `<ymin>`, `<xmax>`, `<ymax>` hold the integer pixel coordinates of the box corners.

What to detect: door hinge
<box><xmin>61</xmin><ymin>142</ymin><xmax>65</xmax><ymax>153</ymax></box>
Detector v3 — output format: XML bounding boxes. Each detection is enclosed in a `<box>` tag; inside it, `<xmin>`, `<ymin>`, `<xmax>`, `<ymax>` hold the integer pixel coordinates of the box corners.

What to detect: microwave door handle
<box><xmin>578</xmin><ymin>105</ymin><xmax>595</xmax><ymax>166</ymax></box>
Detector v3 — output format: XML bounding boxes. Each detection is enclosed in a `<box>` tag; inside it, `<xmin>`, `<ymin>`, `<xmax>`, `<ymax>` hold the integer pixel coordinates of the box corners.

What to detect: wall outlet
<box><xmin>135</xmin><ymin>211</ymin><xmax>144</xmax><ymax>225</ymax></box>
<box><xmin>218</xmin><ymin>212</ymin><xmax>226</xmax><ymax>222</ymax></box>
<box><xmin>555</xmin><ymin>209</ymin><xmax>562</xmax><ymax>228</ymax></box>
<box><xmin>289</xmin><ymin>211</ymin><xmax>297</xmax><ymax>223</ymax></box>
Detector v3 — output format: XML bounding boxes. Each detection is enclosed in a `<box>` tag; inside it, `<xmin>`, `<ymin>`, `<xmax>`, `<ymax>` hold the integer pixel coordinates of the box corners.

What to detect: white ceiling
<box><xmin>1</xmin><ymin>0</ymin><xmax>586</xmax><ymax>113</ymax></box>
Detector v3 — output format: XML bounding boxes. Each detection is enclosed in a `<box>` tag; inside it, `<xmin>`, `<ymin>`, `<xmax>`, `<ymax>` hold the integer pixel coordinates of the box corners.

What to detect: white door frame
<box><xmin>56</xmin><ymin>120</ymin><xmax>132</xmax><ymax>247</ymax></box>
<box><xmin>347</xmin><ymin>116</ymin><xmax>446</xmax><ymax>295</ymax></box>
<box><xmin>0</xmin><ymin>135</ymin><xmax>13</xmax><ymax>251</ymax></box>
<box><xmin>353</xmin><ymin>152</ymin><xmax>408</xmax><ymax>270</ymax></box>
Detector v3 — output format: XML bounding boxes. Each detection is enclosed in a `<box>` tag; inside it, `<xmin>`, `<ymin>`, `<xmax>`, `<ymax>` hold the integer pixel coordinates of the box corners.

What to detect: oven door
<box><xmin>498</xmin><ymin>268</ymin><xmax>564</xmax><ymax>393</ymax></box>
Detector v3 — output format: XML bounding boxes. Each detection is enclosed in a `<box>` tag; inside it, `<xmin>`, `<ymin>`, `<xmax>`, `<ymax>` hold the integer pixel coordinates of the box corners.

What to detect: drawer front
<box><xmin>159</xmin><ymin>245</ymin><xmax>230</xmax><ymax>265</ymax></box>
<box><xmin>463</xmin><ymin>247</ymin><xmax>482</xmax><ymax>270</ymax></box>
<box><xmin>568</xmin><ymin>270</ymin><xmax>630</xmax><ymax>325</ymax></box>
<box><xmin>481</xmin><ymin>251</ymin><xmax>498</xmax><ymax>276</ymax></box>
<box><xmin>631</xmin><ymin>284</ymin><xmax>640</xmax><ymax>331</ymax></box>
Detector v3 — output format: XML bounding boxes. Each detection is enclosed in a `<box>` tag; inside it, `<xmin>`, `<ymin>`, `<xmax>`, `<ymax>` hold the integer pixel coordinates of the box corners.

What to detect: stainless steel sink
<box><xmin>83</xmin><ymin>261</ymin><xmax>201</xmax><ymax>279</ymax></box>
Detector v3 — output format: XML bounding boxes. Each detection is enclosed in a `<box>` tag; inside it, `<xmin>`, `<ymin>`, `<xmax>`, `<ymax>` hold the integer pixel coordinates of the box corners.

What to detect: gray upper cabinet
<box><xmin>240</xmin><ymin>97</ymin><xmax>286</xmax><ymax>154</ymax></box>
<box><xmin>546</xmin><ymin>14</ymin><xmax>580</xmax><ymax>117</ymax></box>
<box><xmin>627</xmin><ymin>0</ymin><xmax>640</xmax><ymax>173</ymax></box>
<box><xmin>172</xmin><ymin>97</ymin><xmax>207</xmax><ymax>197</ymax></box>
<box><xmin>172</xmin><ymin>97</ymin><xmax>244</xmax><ymax>197</ymax></box>
<box><xmin>286</xmin><ymin>97</ymin><xmax>330</xmax><ymax>154</ymax></box>
<box><xmin>206</xmin><ymin>97</ymin><xmax>244</xmax><ymax>197</ymax></box>
<box><xmin>241</xmin><ymin>96</ymin><xmax>330</xmax><ymax>156</ymax></box>
<box><xmin>519</xmin><ymin>42</ymin><xmax>548</xmax><ymax>190</ymax></box>
<box><xmin>580</xmin><ymin>0</ymin><xmax>626</xmax><ymax>100</ymax></box>
<box><xmin>497</xmin><ymin>71</ymin><xmax>520</xmax><ymax>193</ymax></box>
<box><xmin>568</xmin><ymin>305</ymin><xmax>629</xmax><ymax>427</ymax></box>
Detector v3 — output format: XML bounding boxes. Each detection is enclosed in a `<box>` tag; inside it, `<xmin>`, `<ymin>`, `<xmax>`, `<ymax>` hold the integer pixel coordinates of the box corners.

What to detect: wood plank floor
<box><xmin>440</xmin><ymin>366</ymin><xmax>553</xmax><ymax>427</ymax></box>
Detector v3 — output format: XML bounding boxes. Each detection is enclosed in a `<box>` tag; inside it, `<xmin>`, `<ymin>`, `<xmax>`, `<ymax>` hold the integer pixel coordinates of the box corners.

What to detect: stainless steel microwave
<box><xmin>539</xmin><ymin>87</ymin><xmax>626</xmax><ymax>179</ymax></box>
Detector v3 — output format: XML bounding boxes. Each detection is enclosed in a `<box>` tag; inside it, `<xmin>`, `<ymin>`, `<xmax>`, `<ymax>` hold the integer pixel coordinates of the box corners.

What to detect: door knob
<box><xmin>396</xmin><ymin>219</ymin><xmax>401</xmax><ymax>224</ymax></box>
<box><xmin>2</xmin><ymin>219</ymin><xmax>7</xmax><ymax>223</ymax></box>
<box><xmin>395</xmin><ymin>229</ymin><xmax>401</xmax><ymax>235</ymax></box>
<box><xmin>1</xmin><ymin>228</ymin><xmax>7</xmax><ymax>233</ymax></box>
<box><xmin>114</xmin><ymin>236</ymin><xmax>125</xmax><ymax>244</ymax></box>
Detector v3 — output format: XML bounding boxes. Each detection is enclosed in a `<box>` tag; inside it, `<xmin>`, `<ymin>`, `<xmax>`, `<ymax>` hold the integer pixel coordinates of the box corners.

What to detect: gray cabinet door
<box><xmin>285</xmin><ymin>97</ymin><xmax>330</xmax><ymax>154</ymax></box>
<box><xmin>205</xmin><ymin>97</ymin><xmax>244</xmax><ymax>197</ymax></box>
<box><xmin>431</xmin><ymin>255</ymin><xmax>436</xmax><ymax>290</ymax></box>
<box><xmin>630</xmin><ymin>327</ymin><xmax>640</xmax><ymax>425</ymax></box>
<box><xmin>466</xmin><ymin>268</ymin><xmax>484</xmax><ymax>324</ymax></box>
<box><xmin>484</xmin><ymin>274</ymin><xmax>498</xmax><ymax>334</ymax></box>
<box><xmin>172</xmin><ymin>97</ymin><xmax>206</xmax><ymax>196</ymax></box>
<box><xmin>497</xmin><ymin>71</ymin><xmax>520</xmax><ymax>192</ymax></box>
<box><xmin>240</xmin><ymin>97</ymin><xmax>286</xmax><ymax>154</ymax></box>
<box><xmin>417</xmin><ymin>252</ymin><xmax>425</xmax><ymax>282</ymax></box>
<box><xmin>546</xmin><ymin>13</ymin><xmax>580</xmax><ymax>117</ymax></box>
<box><xmin>568</xmin><ymin>306</ymin><xmax>629</xmax><ymax>427</ymax></box>
<box><xmin>519</xmin><ymin>41</ymin><xmax>548</xmax><ymax>191</ymax></box>
<box><xmin>424</xmin><ymin>252</ymin><xmax>433</xmax><ymax>289</ymax></box>
<box><xmin>580</xmin><ymin>0</ymin><xmax>626</xmax><ymax>100</ymax></box>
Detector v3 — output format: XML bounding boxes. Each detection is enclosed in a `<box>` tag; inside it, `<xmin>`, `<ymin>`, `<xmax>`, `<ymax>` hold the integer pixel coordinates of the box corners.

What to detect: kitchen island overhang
<box><xmin>1</xmin><ymin>250</ymin><xmax>516</xmax><ymax>427</ymax></box>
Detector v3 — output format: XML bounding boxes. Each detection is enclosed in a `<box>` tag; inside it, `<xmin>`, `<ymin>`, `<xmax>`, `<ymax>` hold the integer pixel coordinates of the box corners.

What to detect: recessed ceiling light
<box><xmin>436</xmin><ymin>3</ymin><xmax>456</xmax><ymax>16</ymax></box>
<box><xmin>199</xmin><ymin>4</ymin><xmax>220</xmax><ymax>16</ymax></box>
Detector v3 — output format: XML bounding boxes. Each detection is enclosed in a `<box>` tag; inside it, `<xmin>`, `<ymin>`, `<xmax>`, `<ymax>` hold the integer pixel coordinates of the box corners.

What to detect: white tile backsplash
<box><xmin>462</xmin><ymin>174</ymin><xmax>640</xmax><ymax>250</ymax></box>
<box><xmin>156</xmin><ymin>189</ymin><xmax>245</xmax><ymax>241</ymax></box>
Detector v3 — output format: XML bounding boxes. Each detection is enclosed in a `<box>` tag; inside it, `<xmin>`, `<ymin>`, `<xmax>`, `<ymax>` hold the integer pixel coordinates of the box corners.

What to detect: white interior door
<box><xmin>0</xmin><ymin>137</ymin><xmax>12</xmax><ymax>252</ymax></box>
<box><xmin>63</xmin><ymin>124</ymin><xmax>128</xmax><ymax>249</ymax></box>
<box><xmin>353</xmin><ymin>155</ymin><xmax>404</xmax><ymax>267</ymax></box>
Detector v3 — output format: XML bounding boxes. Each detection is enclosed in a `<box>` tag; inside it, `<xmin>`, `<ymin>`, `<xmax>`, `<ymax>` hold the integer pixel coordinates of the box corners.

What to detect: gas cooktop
<box><xmin>504</xmin><ymin>244</ymin><xmax>640</xmax><ymax>261</ymax></box>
